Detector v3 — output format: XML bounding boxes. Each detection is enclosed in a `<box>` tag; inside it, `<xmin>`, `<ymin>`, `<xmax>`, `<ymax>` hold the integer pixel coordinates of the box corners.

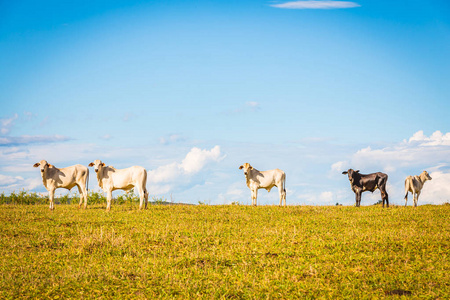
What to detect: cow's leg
<box><xmin>252</xmin><ymin>189</ymin><xmax>258</xmax><ymax>206</ymax></box>
<box><xmin>404</xmin><ymin>185</ymin><xmax>409</xmax><ymax>207</ymax></box>
<box><xmin>278</xmin><ymin>186</ymin><xmax>286</xmax><ymax>207</ymax></box>
<box><xmin>82</xmin><ymin>186</ymin><xmax>88</xmax><ymax>209</ymax></box>
<box><xmin>279</xmin><ymin>186</ymin><xmax>282</xmax><ymax>207</ymax></box>
<box><xmin>144</xmin><ymin>189</ymin><xmax>149</xmax><ymax>209</ymax></box>
<box><xmin>355</xmin><ymin>191</ymin><xmax>362</xmax><ymax>207</ymax></box>
<box><xmin>77</xmin><ymin>185</ymin><xmax>87</xmax><ymax>209</ymax></box>
<box><xmin>411</xmin><ymin>188</ymin><xmax>416</xmax><ymax>207</ymax></box>
<box><xmin>381</xmin><ymin>189</ymin><xmax>389</xmax><ymax>208</ymax></box>
<box><xmin>77</xmin><ymin>185</ymin><xmax>83</xmax><ymax>208</ymax></box>
<box><xmin>134</xmin><ymin>186</ymin><xmax>142</xmax><ymax>209</ymax></box>
<box><xmin>79</xmin><ymin>182</ymin><xmax>88</xmax><ymax>209</ymax></box>
<box><xmin>106</xmin><ymin>190</ymin><xmax>113</xmax><ymax>211</ymax></box>
<box><xmin>414</xmin><ymin>191</ymin><xmax>420</xmax><ymax>207</ymax></box>
<box><xmin>48</xmin><ymin>188</ymin><xmax>55</xmax><ymax>210</ymax></box>
<box><xmin>136</xmin><ymin>186</ymin><xmax>145</xmax><ymax>210</ymax></box>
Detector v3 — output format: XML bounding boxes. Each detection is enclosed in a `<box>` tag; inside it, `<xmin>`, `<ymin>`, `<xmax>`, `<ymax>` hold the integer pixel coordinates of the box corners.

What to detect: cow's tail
<box><xmin>86</xmin><ymin>168</ymin><xmax>90</xmax><ymax>205</ymax></box>
<box><xmin>86</xmin><ymin>168</ymin><xmax>89</xmax><ymax>193</ymax></box>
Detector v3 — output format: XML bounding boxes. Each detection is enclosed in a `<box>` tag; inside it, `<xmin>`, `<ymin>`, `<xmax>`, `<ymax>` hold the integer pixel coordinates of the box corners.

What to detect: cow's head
<box><xmin>422</xmin><ymin>171</ymin><xmax>432</xmax><ymax>181</ymax></box>
<box><xmin>33</xmin><ymin>160</ymin><xmax>53</xmax><ymax>174</ymax></box>
<box><xmin>342</xmin><ymin>169</ymin><xmax>359</xmax><ymax>184</ymax></box>
<box><xmin>239</xmin><ymin>163</ymin><xmax>253</xmax><ymax>176</ymax></box>
<box><xmin>88</xmin><ymin>160</ymin><xmax>105</xmax><ymax>173</ymax></box>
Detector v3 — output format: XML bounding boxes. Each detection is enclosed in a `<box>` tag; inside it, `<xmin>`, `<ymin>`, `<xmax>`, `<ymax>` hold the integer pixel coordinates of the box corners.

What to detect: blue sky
<box><xmin>1</xmin><ymin>0</ymin><xmax>450</xmax><ymax>205</ymax></box>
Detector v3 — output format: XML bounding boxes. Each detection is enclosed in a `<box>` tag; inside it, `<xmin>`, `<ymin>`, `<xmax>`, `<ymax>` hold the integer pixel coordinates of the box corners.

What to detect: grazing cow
<box><xmin>342</xmin><ymin>169</ymin><xmax>389</xmax><ymax>207</ymax></box>
<box><xmin>88</xmin><ymin>160</ymin><xmax>148</xmax><ymax>211</ymax></box>
<box><xmin>404</xmin><ymin>171</ymin><xmax>432</xmax><ymax>207</ymax></box>
<box><xmin>33</xmin><ymin>160</ymin><xmax>89</xmax><ymax>210</ymax></box>
<box><xmin>239</xmin><ymin>163</ymin><xmax>286</xmax><ymax>206</ymax></box>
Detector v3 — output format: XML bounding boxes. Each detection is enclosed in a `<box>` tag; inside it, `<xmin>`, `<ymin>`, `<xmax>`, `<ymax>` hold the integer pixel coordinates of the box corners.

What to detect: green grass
<box><xmin>0</xmin><ymin>204</ymin><xmax>449</xmax><ymax>299</ymax></box>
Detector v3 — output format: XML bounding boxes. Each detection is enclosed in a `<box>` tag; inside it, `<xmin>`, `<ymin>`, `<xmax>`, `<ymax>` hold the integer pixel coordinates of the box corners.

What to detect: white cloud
<box><xmin>408</xmin><ymin>130</ymin><xmax>450</xmax><ymax>146</ymax></box>
<box><xmin>319</xmin><ymin>191</ymin><xmax>333</xmax><ymax>202</ymax></box>
<box><xmin>180</xmin><ymin>146</ymin><xmax>223</xmax><ymax>174</ymax></box>
<box><xmin>271</xmin><ymin>1</ymin><xmax>361</xmax><ymax>9</ymax></box>
<box><xmin>0</xmin><ymin>113</ymin><xmax>71</xmax><ymax>146</ymax></box>
<box><xmin>0</xmin><ymin>174</ymin><xmax>24</xmax><ymax>186</ymax></box>
<box><xmin>148</xmin><ymin>146</ymin><xmax>225</xmax><ymax>194</ymax></box>
<box><xmin>217</xmin><ymin>181</ymin><xmax>247</xmax><ymax>204</ymax></box>
<box><xmin>331</xmin><ymin>160</ymin><xmax>347</xmax><ymax>173</ymax></box>
<box><xmin>150</xmin><ymin>162</ymin><xmax>181</xmax><ymax>183</ymax></box>
<box><xmin>297</xmin><ymin>190</ymin><xmax>336</xmax><ymax>205</ymax></box>
<box><xmin>350</xmin><ymin>131</ymin><xmax>450</xmax><ymax>171</ymax></box>
<box><xmin>0</xmin><ymin>174</ymin><xmax>41</xmax><ymax>191</ymax></box>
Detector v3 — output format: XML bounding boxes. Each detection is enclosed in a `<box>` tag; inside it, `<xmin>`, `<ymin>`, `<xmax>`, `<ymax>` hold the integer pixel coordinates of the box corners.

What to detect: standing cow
<box><xmin>404</xmin><ymin>171</ymin><xmax>432</xmax><ymax>207</ymax></box>
<box><xmin>88</xmin><ymin>160</ymin><xmax>149</xmax><ymax>211</ymax></box>
<box><xmin>342</xmin><ymin>169</ymin><xmax>389</xmax><ymax>207</ymax></box>
<box><xmin>239</xmin><ymin>163</ymin><xmax>286</xmax><ymax>206</ymax></box>
<box><xmin>33</xmin><ymin>160</ymin><xmax>89</xmax><ymax>210</ymax></box>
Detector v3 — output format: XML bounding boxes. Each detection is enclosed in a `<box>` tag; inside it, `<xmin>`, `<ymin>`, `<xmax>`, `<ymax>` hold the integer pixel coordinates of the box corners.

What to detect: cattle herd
<box><xmin>33</xmin><ymin>160</ymin><xmax>432</xmax><ymax>210</ymax></box>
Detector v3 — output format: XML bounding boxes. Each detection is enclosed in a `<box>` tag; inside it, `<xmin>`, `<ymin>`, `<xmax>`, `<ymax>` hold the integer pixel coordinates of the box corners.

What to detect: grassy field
<box><xmin>0</xmin><ymin>203</ymin><xmax>449</xmax><ymax>299</ymax></box>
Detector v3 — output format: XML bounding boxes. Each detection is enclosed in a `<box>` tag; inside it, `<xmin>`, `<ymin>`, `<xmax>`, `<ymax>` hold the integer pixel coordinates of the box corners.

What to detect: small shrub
<box><xmin>88</xmin><ymin>191</ymin><xmax>107</xmax><ymax>205</ymax></box>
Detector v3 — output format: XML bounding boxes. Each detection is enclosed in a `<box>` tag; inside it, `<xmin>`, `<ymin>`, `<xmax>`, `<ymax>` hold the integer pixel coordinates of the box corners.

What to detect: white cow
<box><xmin>404</xmin><ymin>171</ymin><xmax>432</xmax><ymax>207</ymax></box>
<box><xmin>33</xmin><ymin>160</ymin><xmax>89</xmax><ymax>210</ymax></box>
<box><xmin>239</xmin><ymin>163</ymin><xmax>286</xmax><ymax>206</ymax></box>
<box><xmin>88</xmin><ymin>160</ymin><xmax>149</xmax><ymax>211</ymax></box>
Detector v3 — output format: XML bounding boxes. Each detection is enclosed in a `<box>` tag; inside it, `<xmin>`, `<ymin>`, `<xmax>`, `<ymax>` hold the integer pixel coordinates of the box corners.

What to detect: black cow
<box><xmin>342</xmin><ymin>169</ymin><xmax>389</xmax><ymax>207</ymax></box>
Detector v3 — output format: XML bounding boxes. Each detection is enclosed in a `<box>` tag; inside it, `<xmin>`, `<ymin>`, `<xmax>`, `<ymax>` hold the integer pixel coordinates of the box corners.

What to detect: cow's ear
<box><xmin>48</xmin><ymin>164</ymin><xmax>53</xmax><ymax>168</ymax></box>
<box><xmin>239</xmin><ymin>165</ymin><xmax>243</xmax><ymax>169</ymax></box>
<box><xmin>101</xmin><ymin>163</ymin><xmax>105</xmax><ymax>167</ymax></box>
<box><xmin>250</xmin><ymin>166</ymin><xmax>253</xmax><ymax>170</ymax></box>
<box><xmin>342</xmin><ymin>171</ymin><xmax>348</xmax><ymax>175</ymax></box>
<box><xmin>33</xmin><ymin>163</ymin><xmax>40</xmax><ymax>168</ymax></box>
<box><xmin>88</xmin><ymin>162</ymin><xmax>94</xmax><ymax>167</ymax></box>
<box><xmin>355</xmin><ymin>170</ymin><xmax>360</xmax><ymax>173</ymax></box>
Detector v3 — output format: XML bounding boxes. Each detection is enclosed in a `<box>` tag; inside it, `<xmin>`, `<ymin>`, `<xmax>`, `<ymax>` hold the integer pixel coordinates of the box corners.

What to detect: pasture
<box><xmin>1</xmin><ymin>203</ymin><xmax>449</xmax><ymax>299</ymax></box>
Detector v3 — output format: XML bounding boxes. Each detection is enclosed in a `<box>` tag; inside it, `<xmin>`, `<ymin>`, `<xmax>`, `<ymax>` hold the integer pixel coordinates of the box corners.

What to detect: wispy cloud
<box><xmin>270</xmin><ymin>1</ymin><xmax>361</xmax><ymax>9</ymax></box>
<box><xmin>0</xmin><ymin>135</ymin><xmax>71</xmax><ymax>146</ymax></box>
<box><xmin>123</xmin><ymin>112</ymin><xmax>136</xmax><ymax>122</ymax></box>
<box><xmin>246</xmin><ymin>101</ymin><xmax>261</xmax><ymax>112</ymax></box>
<box><xmin>159</xmin><ymin>134</ymin><xmax>185</xmax><ymax>145</ymax></box>
<box><xmin>0</xmin><ymin>114</ymin><xmax>18</xmax><ymax>135</ymax></box>
<box><xmin>100</xmin><ymin>134</ymin><xmax>113</xmax><ymax>140</ymax></box>
<box><xmin>222</xmin><ymin>101</ymin><xmax>262</xmax><ymax>115</ymax></box>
